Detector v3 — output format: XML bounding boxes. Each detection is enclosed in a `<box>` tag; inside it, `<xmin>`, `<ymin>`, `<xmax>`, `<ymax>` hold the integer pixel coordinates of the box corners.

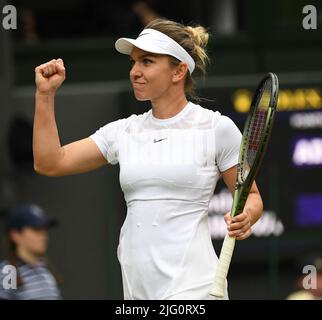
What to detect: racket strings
<box><xmin>243</xmin><ymin>81</ymin><xmax>272</xmax><ymax>175</ymax></box>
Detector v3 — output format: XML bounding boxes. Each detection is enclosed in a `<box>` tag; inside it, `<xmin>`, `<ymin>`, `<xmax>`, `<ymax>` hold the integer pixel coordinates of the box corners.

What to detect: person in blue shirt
<box><xmin>0</xmin><ymin>204</ymin><xmax>62</xmax><ymax>300</ymax></box>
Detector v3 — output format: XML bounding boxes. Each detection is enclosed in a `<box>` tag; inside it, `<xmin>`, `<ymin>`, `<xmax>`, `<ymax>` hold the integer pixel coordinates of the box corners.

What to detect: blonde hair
<box><xmin>145</xmin><ymin>18</ymin><xmax>210</xmax><ymax>100</ymax></box>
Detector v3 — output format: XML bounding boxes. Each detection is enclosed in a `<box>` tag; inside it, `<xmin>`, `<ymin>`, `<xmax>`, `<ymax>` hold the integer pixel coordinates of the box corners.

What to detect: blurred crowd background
<box><xmin>0</xmin><ymin>0</ymin><xmax>322</xmax><ymax>299</ymax></box>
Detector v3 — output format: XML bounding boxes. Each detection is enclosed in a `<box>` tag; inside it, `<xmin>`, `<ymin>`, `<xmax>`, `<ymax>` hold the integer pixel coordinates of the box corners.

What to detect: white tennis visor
<box><xmin>115</xmin><ymin>28</ymin><xmax>195</xmax><ymax>74</ymax></box>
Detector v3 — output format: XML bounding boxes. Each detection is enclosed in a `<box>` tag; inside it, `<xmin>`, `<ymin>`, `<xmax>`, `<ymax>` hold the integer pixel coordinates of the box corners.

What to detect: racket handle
<box><xmin>209</xmin><ymin>235</ymin><xmax>236</xmax><ymax>298</ymax></box>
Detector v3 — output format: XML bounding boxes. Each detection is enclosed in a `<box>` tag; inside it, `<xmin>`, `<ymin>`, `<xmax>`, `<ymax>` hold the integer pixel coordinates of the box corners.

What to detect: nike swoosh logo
<box><xmin>153</xmin><ymin>138</ymin><xmax>168</xmax><ymax>143</ymax></box>
<box><xmin>138</xmin><ymin>33</ymin><xmax>149</xmax><ymax>38</ymax></box>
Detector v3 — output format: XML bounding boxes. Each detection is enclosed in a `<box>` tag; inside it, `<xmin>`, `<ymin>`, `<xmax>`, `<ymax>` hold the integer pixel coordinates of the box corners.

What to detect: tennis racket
<box><xmin>209</xmin><ymin>72</ymin><xmax>279</xmax><ymax>298</ymax></box>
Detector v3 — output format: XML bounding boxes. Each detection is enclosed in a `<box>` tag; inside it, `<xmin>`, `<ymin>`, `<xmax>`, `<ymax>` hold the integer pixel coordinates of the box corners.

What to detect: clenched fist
<box><xmin>35</xmin><ymin>58</ymin><xmax>66</xmax><ymax>95</ymax></box>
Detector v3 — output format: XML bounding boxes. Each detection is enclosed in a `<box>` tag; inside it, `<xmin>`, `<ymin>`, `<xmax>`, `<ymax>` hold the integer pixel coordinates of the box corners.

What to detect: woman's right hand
<box><xmin>35</xmin><ymin>58</ymin><xmax>66</xmax><ymax>95</ymax></box>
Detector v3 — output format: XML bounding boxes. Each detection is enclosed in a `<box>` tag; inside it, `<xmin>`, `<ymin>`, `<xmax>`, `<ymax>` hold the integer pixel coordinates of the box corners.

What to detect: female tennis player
<box><xmin>33</xmin><ymin>18</ymin><xmax>263</xmax><ymax>300</ymax></box>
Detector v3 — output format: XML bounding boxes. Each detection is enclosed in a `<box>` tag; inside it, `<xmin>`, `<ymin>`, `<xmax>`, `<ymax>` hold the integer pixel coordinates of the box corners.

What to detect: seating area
<box><xmin>13</xmin><ymin>29</ymin><xmax>322</xmax><ymax>86</ymax></box>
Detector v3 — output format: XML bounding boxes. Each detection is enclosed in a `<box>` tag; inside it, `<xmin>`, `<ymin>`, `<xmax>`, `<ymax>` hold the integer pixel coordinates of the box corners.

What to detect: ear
<box><xmin>9</xmin><ymin>230</ymin><xmax>21</xmax><ymax>244</ymax></box>
<box><xmin>172</xmin><ymin>62</ymin><xmax>188</xmax><ymax>83</ymax></box>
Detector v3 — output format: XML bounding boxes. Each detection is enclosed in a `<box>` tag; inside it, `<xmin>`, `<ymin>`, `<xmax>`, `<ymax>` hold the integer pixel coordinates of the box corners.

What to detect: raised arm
<box><xmin>33</xmin><ymin>59</ymin><xmax>107</xmax><ymax>177</ymax></box>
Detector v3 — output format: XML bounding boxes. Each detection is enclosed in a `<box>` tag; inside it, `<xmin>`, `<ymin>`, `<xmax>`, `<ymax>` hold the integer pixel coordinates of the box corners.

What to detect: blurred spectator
<box><xmin>130</xmin><ymin>0</ymin><xmax>197</xmax><ymax>29</ymax></box>
<box><xmin>286</xmin><ymin>257</ymin><xmax>322</xmax><ymax>300</ymax></box>
<box><xmin>209</xmin><ymin>0</ymin><xmax>238</xmax><ymax>36</ymax></box>
<box><xmin>132</xmin><ymin>0</ymin><xmax>160</xmax><ymax>27</ymax></box>
<box><xmin>11</xmin><ymin>0</ymin><xmax>200</xmax><ymax>39</ymax></box>
<box><xmin>20</xmin><ymin>8</ymin><xmax>39</xmax><ymax>43</ymax></box>
<box><xmin>0</xmin><ymin>204</ymin><xmax>62</xmax><ymax>300</ymax></box>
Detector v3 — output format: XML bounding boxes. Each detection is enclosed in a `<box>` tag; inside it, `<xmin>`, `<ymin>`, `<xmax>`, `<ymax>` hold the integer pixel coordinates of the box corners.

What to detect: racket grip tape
<box><xmin>209</xmin><ymin>235</ymin><xmax>236</xmax><ymax>298</ymax></box>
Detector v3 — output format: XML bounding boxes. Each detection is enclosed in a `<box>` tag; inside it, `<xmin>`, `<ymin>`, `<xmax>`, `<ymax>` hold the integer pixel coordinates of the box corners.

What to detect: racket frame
<box><xmin>209</xmin><ymin>72</ymin><xmax>279</xmax><ymax>298</ymax></box>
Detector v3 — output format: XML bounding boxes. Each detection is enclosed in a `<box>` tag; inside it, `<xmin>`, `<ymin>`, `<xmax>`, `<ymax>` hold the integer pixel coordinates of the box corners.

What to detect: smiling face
<box><xmin>129</xmin><ymin>47</ymin><xmax>183</xmax><ymax>102</ymax></box>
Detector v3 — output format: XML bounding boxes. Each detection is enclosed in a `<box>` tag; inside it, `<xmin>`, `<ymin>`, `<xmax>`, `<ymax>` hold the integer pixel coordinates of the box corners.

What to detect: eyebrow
<box><xmin>129</xmin><ymin>53</ymin><xmax>158</xmax><ymax>60</ymax></box>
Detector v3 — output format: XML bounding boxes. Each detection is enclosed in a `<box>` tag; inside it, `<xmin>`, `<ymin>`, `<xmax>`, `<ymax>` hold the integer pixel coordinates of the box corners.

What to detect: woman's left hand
<box><xmin>224</xmin><ymin>210</ymin><xmax>252</xmax><ymax>240</ymax></box>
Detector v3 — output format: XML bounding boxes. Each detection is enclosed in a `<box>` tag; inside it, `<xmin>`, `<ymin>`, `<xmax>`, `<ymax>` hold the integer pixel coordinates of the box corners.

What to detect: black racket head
<box><xmin>237</xmin><ymin>73</ymin><xmax>279</xmax><ymax>185</ymax></box>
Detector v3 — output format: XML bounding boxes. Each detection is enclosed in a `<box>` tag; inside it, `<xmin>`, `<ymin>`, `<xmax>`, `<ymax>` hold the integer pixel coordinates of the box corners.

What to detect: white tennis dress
<box><xmin>90</xmin><ymin>102</ymin><xmax>241</xmax><ymax>300</ymax></box>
